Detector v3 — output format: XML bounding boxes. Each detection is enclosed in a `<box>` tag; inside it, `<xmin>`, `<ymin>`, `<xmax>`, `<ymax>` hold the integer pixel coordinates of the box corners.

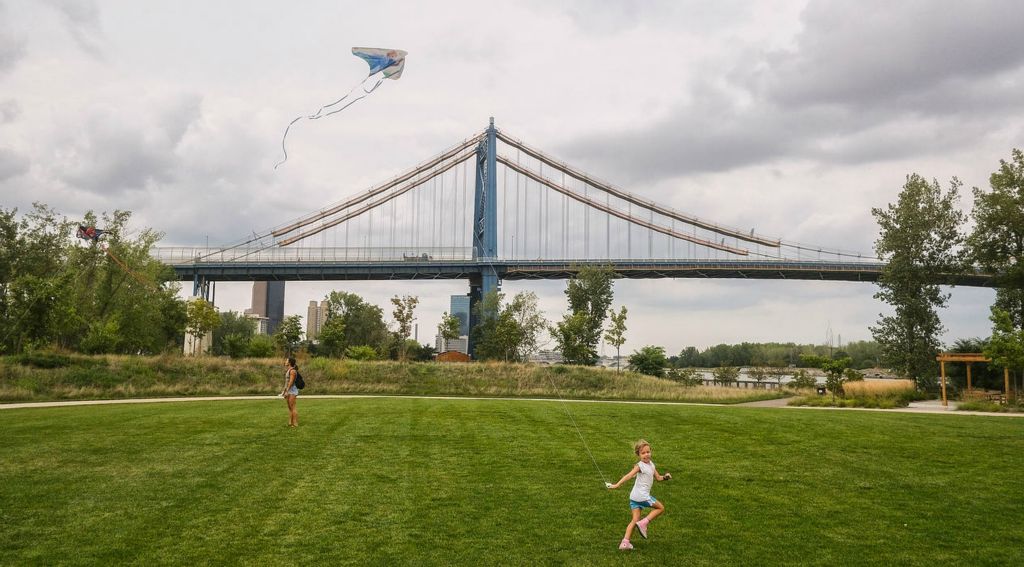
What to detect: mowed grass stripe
<box><xmin>1</xmin><ymin>399</ymin><xmax>1022</xmax><ymax>565</ymax></box>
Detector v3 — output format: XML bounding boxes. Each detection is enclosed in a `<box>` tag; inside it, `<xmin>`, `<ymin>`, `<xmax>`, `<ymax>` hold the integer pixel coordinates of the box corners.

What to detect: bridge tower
<box><xmin>468</xmin><ymin>118</ymin><xmax>500</xmax><ymax>357</ymax></box>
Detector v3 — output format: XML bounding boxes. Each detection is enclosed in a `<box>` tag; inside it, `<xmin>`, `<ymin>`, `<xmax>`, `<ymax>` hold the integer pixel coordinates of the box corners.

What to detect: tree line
<box><xmin>872</xmin><ymin>148</ymin><xmax>1024</xmax><ymax>390</ymax></box>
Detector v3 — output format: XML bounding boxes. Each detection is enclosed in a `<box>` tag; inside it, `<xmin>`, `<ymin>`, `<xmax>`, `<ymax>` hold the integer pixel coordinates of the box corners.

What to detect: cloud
<box><xmin>759</xmin><ymin>0</ymin><xmax>1024</xmax><ymax>110</ymax></box>
<box><xmin>0</xmin><ymin>146</ymin><xmax>29</xmax><ymax>181</ymax></box>
<box><xmin>42</xmin><ymin>0</ymin><xmax>104</xmax><ymax>58</ymax></box>
<box><xmin>556</xmin><ymin>0</ymin><xmax>1024</xmax><ymax>187</ymax></box>
<box><xmin>52</xmin><ymin>94</ymin><xmax>201</xmax><ymax>196</ymax></box>
<box><xmin>0</xmin><ymin>99</ymin><xmax>19</xmax><ymax>123</ymax></box>
<box><xmin>0</xmin><ymin>3</ymin><xmax>27</xmax><ymax>74</ymax></box>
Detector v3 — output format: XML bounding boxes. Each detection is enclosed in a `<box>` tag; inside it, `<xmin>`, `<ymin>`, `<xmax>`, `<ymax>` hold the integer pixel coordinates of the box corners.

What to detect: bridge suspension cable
<box><xmin>496</xmin><ymin>129</ymin><xmax>781</xmax><ymax>248</ymax></box>
<box><xmin>496</xmin><ymin>156</ymin><xmax>750</xmax><ymax>255</ymax></box>
<box><xmin>272</xmin><ymin>132</ymin><xmax>484</xmax><ymax>239</ymax></box>
<box><xmin>278</xmin><ymin>148</ymin><xmax>477</xmax><ymax>246</ymax></box>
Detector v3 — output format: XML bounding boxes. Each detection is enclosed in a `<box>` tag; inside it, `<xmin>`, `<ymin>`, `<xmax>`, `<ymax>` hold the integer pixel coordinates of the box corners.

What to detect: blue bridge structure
<box><xmin>152</xmin><ymin>118</ymin><xmax>994</xmax><ymax>347</ymax></box>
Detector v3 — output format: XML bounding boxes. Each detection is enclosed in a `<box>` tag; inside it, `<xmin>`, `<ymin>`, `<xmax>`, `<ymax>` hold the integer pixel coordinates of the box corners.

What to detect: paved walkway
<box><xmin>2</xmin><ymin>394</ymin><xmax>1022</xmax><ymax>417</ymax></box>
<box><xmin>735</xmin><ymin>396</ymin><xmax>1024</xmax><ymax>417</ymax></box>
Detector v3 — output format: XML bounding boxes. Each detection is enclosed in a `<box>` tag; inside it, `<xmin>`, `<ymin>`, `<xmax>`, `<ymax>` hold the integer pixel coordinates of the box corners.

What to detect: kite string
<box><xmin>102</xmin><ymin>244</ymin><xmax>154</xmax><ymax>288</ymax></box>
<box><xmin>542</xmin><ymin>371</ymin><xmax>609</xmax><ymax>486</ymax></box>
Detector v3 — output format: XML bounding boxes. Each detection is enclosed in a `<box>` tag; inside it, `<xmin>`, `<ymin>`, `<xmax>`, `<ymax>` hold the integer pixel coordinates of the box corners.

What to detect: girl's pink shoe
<box><xmin>618</xmin><ymin>538</ymin><xmax>633</xmax><ymax>550</ymax></box>
<box><xmin>636</xmin><ymin>518</ymin><xmax>649</xmax><ymax>539</ymax></box>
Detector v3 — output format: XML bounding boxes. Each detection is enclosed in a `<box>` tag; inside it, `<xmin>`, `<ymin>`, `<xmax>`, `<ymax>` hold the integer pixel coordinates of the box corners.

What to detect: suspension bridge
<box><xmin>152</xmin><ymin>118</ymin><xmax>993</xmax><ymax>315</ymax></box>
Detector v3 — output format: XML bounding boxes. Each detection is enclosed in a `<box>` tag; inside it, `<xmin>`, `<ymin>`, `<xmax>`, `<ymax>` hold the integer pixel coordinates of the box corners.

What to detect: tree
<box><xmin>984</xmin><ymin>308</ymin><xmax>1024</xmax><ymax>400</ymax></box>
<box><xmin>185</xmin><ymin>298</ymin><xmax>220</xmax><ymax>356</ymax></box>
<box><xmin>213</xmin><ymin>311</ymin><xmax>256</xmax><ymax>358</ymax></box>
<box><xmin>604</xmin><ymin>306</ymin><xmax>628</xmax><ymax>371</ymax></box>
<box><xmin>437</xmin><ymin>311</ymin><xmax>462</xmax><ymax>352</ymax></box>
<box><xmin>748</xmin><ymin>367</ymin><xmax>769</xmax><ymax>388</ymax></box>
<box><xmin>712</xmin><ymin>366</ymin><xmax>739</xmax><ymax>385</ymax></box>
<box><xmin>968</xmin><ymin>149</ymin><xmax>1024</xmax><ymax>330</ymax></box>
<box><xmin>323</xmin><ymin>291</ymin><xmax>389</xmax><ymax>353</ymax></box>
<box><xmin>505</xmin><ymin>291</ymin><xmax>547</xmax><ymax>362</ymax></box>
<box><xmin>390</xmin><ymin>295</ymin><xmax>419</xmax><ymax>361</ymax></box>
<box><xmin>0</xmin><ymin>204</ymin><xmax>184</xmax><ymax>355</ymax></box>
<box><xmin>316</xmin><ymin>315</ymin><xmax>347</xmax><ymax>358</ymax></box>
<box><xmin>273</xmin><ymin>314</ymin><xmax>304</xmax><ymax>355</ymax></box>
<box><xmin>551</xmin><ymin>265</ymin><xmax>615</xmax><ymax>365</ymax></box>
<box><xmin>676</xmin><ymin>346</ymin><xmax>701</xmax><ymax>368</ymax></box>
<box><xmin>629</xmin><ymin>345</ymin><xmax>668</xmax><ymax>377</ymax></box>
<box><xmin>871</xmin><ymin>174</ymin><xmax>965</xmax><ymax>385</ymax></box>
<box><xmin>802</xmin><ymin>354</ymin><xmax>853</xmax><ymax>401</ymax></box>
<box><xmin>471</xmin><ymin>291</ymin><xmax>547</xmax><ymax>362</ymax></box>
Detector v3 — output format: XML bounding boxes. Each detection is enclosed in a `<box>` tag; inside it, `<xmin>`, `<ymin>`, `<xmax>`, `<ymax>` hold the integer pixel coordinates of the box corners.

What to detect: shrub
<box><xmin>789</xmin><ymin>369</ymin><xmax>817</xmax><ymax>389</ymax></box>
<box><xmin>346</xmin><ymin>345</ymin><xmax>378</xmax><ymax>361</ymax></box>
<box><xmin>668</xmin><ymin>367</ymin><xmax>703</xmax><ymax>387</ymax></box>
<box><xmin>247</xmin><ymin>335</ymin><xmax>276</xmax><ymax>358</ymax></box>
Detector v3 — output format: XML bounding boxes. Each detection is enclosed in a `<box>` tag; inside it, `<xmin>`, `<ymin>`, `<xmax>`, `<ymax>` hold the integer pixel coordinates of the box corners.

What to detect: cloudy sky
<box><xmin>2</xmin><ymin>0</ymin><xmax>1022</xmax><ymax>354</ymax></box>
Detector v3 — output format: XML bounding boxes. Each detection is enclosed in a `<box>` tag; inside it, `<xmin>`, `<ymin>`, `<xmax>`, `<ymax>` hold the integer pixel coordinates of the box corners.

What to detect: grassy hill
<box><xmin>0</xmin><ymin>354</ymin><xmax>783</xmax><ymax>404</ymax></box>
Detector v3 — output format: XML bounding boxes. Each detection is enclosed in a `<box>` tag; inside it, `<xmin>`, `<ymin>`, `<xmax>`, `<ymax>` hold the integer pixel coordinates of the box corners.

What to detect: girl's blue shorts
<box><xmin>629</xmin><ymin>497</ymin><xmax>657</xmax><ymax>510</ymax></box>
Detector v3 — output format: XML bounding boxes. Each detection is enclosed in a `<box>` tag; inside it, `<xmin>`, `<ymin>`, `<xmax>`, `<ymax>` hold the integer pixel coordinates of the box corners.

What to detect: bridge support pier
<box><xmin>467</xmin><ymin>272</ymin><xmax>499</xmax><ymax>358</ymax></box>
<box><xmin>468</xmin><ymin>118</ymin><xmax>501</xmax><ymax>359</ymax></box>
<box><xmin>192</xmin><ymin>275</ymin><xmax>211</xmax><ymax>302</ymax></box>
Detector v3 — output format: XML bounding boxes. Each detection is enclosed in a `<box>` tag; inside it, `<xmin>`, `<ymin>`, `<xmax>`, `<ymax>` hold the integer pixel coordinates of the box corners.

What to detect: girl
<box><xmin>606</xmin><ymin>439</ymin><xmax>671</xmax><ymax>550</ymax></box>
<box><xmin>281</xmin><ymin>357</ymin><xmax>299</xmax><ymax>427</ymax></box>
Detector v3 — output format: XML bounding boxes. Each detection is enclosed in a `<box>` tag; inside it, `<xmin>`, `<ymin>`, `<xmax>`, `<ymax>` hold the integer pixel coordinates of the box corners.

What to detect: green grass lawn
<box><xmin>1</xmin><ymin>399</ymin><xmax>1022</xmax><ymax>565</ymax></box>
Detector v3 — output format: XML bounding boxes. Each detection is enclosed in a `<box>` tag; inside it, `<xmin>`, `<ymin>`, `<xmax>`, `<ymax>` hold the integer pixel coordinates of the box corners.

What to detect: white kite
<box><xmin>275</xmin><ymin>47</ymin><xmax>407</xmax><ymax>169</ymax></box>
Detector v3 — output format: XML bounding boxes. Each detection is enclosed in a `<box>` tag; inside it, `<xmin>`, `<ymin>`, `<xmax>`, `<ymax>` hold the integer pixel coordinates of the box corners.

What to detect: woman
<box><xmin>281</xmin><ymin>357</ymin><xmax>299</xmax><ymax>427</ymax></box>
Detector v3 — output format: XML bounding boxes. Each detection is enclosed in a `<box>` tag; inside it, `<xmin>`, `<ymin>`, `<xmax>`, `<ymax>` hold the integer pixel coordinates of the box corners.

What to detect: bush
<box><xmin>247</xmin><ymin>335</ymin><xmax>276</xmax><ymax>358</ymax></box>
<box><xmin>346</xmin><ymin>345</ymin><xmax>378</xmax><ymax>361</ymax></box>
<box><xmin>789</xmin><ymin>369</ymin><xmax>817</xmax><ymax>389</ymax></box>
<box><xmin>668</xmin><ymin>367</ymin><xmax>703</xmax><ymax>387</ymax></box>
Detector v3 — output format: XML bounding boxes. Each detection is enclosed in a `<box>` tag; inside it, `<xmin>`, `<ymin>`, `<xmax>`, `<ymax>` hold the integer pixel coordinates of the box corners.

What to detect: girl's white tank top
<box><xmin>629</xmin><ymin>461</ymin><xmax>655</xmax><ymax>502</ymax></box>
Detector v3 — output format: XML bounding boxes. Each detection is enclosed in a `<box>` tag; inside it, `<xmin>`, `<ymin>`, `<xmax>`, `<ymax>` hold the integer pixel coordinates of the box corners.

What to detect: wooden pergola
<box><xmin>936</xmin><ymin>352</ymin><xmax>1013</xmax><ymax>407</ymax></box>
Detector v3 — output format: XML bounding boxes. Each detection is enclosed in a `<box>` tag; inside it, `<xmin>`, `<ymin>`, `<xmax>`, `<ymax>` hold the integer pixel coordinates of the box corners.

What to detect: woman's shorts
<box><xmin>285</xmin><ymin>386</ymin><xmax>299</xmax><ymax>396</ymax></box>
<box><xmin>630</xmin><ymin>497</ymin><xmax>657</xmax><ymax>510</ymax></box>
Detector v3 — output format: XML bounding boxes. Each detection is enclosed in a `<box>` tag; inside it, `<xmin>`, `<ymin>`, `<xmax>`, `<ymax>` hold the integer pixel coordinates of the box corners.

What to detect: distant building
<box><xmin>251</xmin><ymin>281</ymin><xmax>285</xmax><ymax>335</ymax></box>
<box><xmin>306</xmin><ymin>300</ymin><xmax>328</xmax><ymax>342</ymax></box>
<box><xmin>529</xmin><ymin>350</ymin><xmax>564</xmax><ymax>365</ymax></box>
<box><xmin>436</xmin><ymin>334</ymin><xmax>469</xmax><ymax>355</ymax></box>
<box><xmin>450</xmin><ymin>294</ymin><xmax>471</xmax><ymax>336</ymax></box>
<box><xmin>244</xmin><ymin>309</ymin><xmax>270</xmax><ymax>335</ymax></box>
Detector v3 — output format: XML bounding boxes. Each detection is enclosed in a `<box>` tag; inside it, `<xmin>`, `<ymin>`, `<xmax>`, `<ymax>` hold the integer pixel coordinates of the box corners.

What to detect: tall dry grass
<box><xmin>843</xmin><ymin>379</ymin><xmax>915</xmax><ymax>398</ymax></box>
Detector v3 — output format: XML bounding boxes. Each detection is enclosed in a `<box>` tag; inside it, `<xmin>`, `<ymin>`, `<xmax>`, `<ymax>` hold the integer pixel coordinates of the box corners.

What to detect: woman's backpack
<box><xmin>294</xmin><ymin>370</ymin><xmax>305</xmax><ymax>390</ymax></box>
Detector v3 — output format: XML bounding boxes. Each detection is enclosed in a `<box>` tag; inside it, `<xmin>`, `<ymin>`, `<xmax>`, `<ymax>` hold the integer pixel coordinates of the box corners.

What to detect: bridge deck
<box><xmin>163</xmin><ymin>258</ymin><xmax>994</xmax><ymax>287</ymax></box>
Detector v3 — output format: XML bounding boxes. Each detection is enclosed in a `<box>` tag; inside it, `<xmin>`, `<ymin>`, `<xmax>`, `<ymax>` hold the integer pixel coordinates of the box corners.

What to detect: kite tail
<box><xmin>275</xmin><ymin>74</ymin><xmax>380</xmax><ymax>169</ymax></box>
<box><xmin>318</xmin><ymin>78</ymin><xmax>384</xmax><ymax>119</ymax></box>
<box><xmin>275</xmin><ymin>115</ymin><xmax>305</xmax><ymax>170</ymax></box>
<box><xmin>308</xmin><ymin>73</ymin><xmax>373</xmax><ymax>119</ymax></box>
<box><xmin>274</xmin><ymin>71</ymin><xmax>385</xmax><ymax>167</ymax></box>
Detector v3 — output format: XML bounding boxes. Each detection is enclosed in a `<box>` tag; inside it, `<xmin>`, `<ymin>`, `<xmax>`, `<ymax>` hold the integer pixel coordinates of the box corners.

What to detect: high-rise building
<box><xmin>450</xmin><ymin>294</ymin><xmax>471</xmax><ymax>336</ymax></box>
<box><xmin>306</xmin><ymin>300</ymin><xmax>328</xmax><ymax>341</ymax></box>
<box><xmin>251</xmin><ymin>281</ymin><xmax>285</xmax><ymax>335</ymax></box>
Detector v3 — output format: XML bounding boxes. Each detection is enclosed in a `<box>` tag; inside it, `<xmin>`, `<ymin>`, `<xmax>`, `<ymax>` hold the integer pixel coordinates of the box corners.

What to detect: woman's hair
<box><xmin>287</xmin><ymin>356</ymin><xmax>297</xmax><ymax>368</ymax></box>
<box><xmin>634</xmin><ymin>439</ymin><xmax>650</xmax><ymax>455</ymax></box>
